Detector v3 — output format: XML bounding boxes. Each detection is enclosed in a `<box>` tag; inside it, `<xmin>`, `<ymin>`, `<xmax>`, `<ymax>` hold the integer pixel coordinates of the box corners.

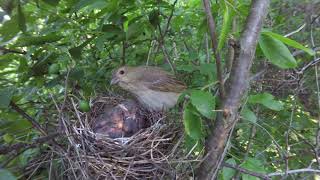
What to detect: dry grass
<box><xmin>24</xmin><ymin>94</ymin><xmax>201</xmax><ymax>179</ymax></box>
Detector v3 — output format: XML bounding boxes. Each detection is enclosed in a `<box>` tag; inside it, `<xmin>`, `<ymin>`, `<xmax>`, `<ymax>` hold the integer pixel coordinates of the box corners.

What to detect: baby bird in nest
<box><xmin>110</xmin><ymin>66</ymin><xmax>186</xmax><ymax>111</ymax></box>
<box><xmin>93</xmin><ymin>100</ymin><xmax>148</xmax><ymax>138</ymax></box>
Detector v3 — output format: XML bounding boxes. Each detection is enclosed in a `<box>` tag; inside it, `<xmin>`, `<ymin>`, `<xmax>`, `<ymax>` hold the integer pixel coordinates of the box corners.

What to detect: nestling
<box><xmin>93</xmin><ymin>100</ymin><xmax>148</xmax><ymax>138</ymax></box>
<box><xmin>110</xmin><ymin>66</ymin><xmax>186</xmax><ymax>111</ymax></box>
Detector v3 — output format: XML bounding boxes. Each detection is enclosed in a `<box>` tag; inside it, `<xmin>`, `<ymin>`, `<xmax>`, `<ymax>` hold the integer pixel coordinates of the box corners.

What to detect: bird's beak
<box><xmin>110</xmin><ymin>76</ymin><xmax>119</xmax><ymax>85</ymax></box>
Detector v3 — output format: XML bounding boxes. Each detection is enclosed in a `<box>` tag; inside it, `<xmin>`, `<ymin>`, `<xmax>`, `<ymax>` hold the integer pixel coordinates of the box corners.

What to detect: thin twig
<box><xmin>268</xmin><ymin>168</ymin><xmax>320</xmax><ymax>177</ymax></box>
<box><xmin>0</xmin><ymin>133</ymin><xmax>61</xmax><ymax>155</ymax></box>
<box><xmin>205</xmin><ymin>33</ymin><xmax>210</xmax><ymax>63</ymax></box>
<box><xmin>163</xmin><ymin>0</ymin><xmax>178</xmax><ymax>37</ymax></box>
<box><xmin>292</xmin><ymin>47</ymin><xmax>320</xmax><ymax>56</ymax></box>
<box><xmin>310</xmin><ymin>14</ymin><xmax>320</xmax><ymax>169</ymax></box>
<box><xmin>10</xmin><ymin>101</ymin><xmax>47</xmax><ymax>136</ymax></box>
<box><xmin>157</xmin><ymin>17</ymin><xmax>176</xmax><ymax>73</ymax></box>
<box><xmin>122</xmin><ymin>40</ymin><xmax>127</xmax><ymax>65</ymax></box>
<box><xmin>296</xmin><ymin>58</ymin><xmax>320</xmax><ymax>74</ymax></box>
<box><xmin>202</xmin><ymin>0</ymin><xmax>225</xmax><ymax>99</ymax></box>
<box><xmin>222</xmin><ymin>162</ymin><xmax>271</xmax><ymax>180</ymax></box>
<box><xmin>284</xmin><ymin>23</ymin><xmax>306</xmax><ymax>37</ymax></box>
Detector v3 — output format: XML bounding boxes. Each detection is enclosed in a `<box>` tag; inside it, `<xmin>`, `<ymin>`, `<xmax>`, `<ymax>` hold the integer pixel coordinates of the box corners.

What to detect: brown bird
<box><xmin>110</xmin><ymin>66</ymin><xmax>186</xmax><ymax>111</ymax></box>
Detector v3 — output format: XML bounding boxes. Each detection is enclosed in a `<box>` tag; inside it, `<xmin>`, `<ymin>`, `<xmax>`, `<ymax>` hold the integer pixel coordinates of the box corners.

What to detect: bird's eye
<box><xmin>119</xmin><ymin>70</ymin><xmax>125</xmax><ymax>75</ymax></box>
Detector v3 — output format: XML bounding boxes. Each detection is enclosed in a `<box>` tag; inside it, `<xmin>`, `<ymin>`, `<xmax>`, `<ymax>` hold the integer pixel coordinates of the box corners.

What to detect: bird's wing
<box><xmin>138</xmin><ymin>67</ymin><xmax>186</xmax><ymax>93</ymax></box>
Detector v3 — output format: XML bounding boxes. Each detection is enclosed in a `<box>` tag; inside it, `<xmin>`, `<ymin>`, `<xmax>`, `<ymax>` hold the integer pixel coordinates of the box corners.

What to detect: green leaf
<box><xmin>126</xmin><ymin>22</ymin><xmax>143</xmax><ymax>40</ymax></box>
<box><xmin>190</xmin><ymin>90</ymin><xmax>215</xmax><ymax>119</ymax></box>
<box><xmin>241</xmin><ymin>107</ymin><xmax>257</xmax><ymax>123</ymax></box>
<box><xmin>199</xmin><ymin>63</ymin><xmax>216</xmax><ymax>81</ymax></box>
<box><xmin>0</xmin><ymin>16</ymin><xmax>19</xmax><ymax>42</ymax></box>
<box><xmin>184</xmin><ymin>133</ymin><xmax>203</xmax><ymax>153</ymax></box>
<box><xmin>17</xmin><ymin>1</ymin><xmax>26</xmax><ymax>33</ymax></box>
<box><xmin>68</xmin><ymin>46</ymin><xmax>82</xmax><ymax>59</ymax></box>
<box><xmin>259</xmin><ymin>33</ymin><xmax>297</xmax><ymax>69</ymax></box>
<box><xmin>176</xmin><ymin>64</ymin><xmax>196</xmax><ymax>73</ymax></box>
<box><xmin>17</xmin><ymin>33</ymin><xmax>63</xmax><ymax>46</ymax></box>
<box><xmin>248</xmin><ymin>93</ymin><xmax>283</xmax><ymax>111</ymax></box>
<box><xmin>71</xmin><ymin>0</ymin><xmax>106</xmax><ymax>12</ymax></box>
<box><xmin>218</xmin><ymin>0</ymin><xmax>235</xmax><ymax>51</ymax></box>
<box><xmin>68</xmin><ymin>37</ymin><xmax>94</xmax><ymax>59</ymax></box>
<box><xmin>3</xmin><ymin>133</ymin><xmax>14</xmax><ymax>143</ymax></box>
<box><xmin>241</xmin><ymin>158</ymin><xmax>266</xmax><ymax>180</ymax></box>
<box><xmin>148</xmin><ymin>9</ymin><xmax>160</xmax><ymax>28</ymax></box>
<box><xmin>0</xmin><ymin>54</ymin><xmax>16</xmax><ymax>70</ymax></box>
<box><xmin>100</xmin><ymin>24</ymin><xmax>124</xmax><ymax>41</ymax></box>
<box><xmin>222</xmin><ymin>158</ymin><xmax>237</xmax><ymax>180</ymax></box>
<box><xmin>42</xmin><ymin>0</ymin><xmax>60</xmax><ymax>6</ymax></box>
<box><xmin>0</xmin><ymin>169</ymin><xmax>17</xmax><ymax>180</ymax></box>
<box><xmin>262</xmin><ymin>31</ymin><xmax>315</xmax><ymax>56</ymax></box>
<box><xmin>0</xmin><ymin>87</ymin><xmax>14</xmax><ymax>109</ymax></box>
<box><xmin>101</xmin><ymin>24</ymin><xmax>121</xmax><ymax>33</ymax></box>
<box><xmin>69</xmin><ymin>68</ymin><xmax>85</xmax><ymax>81</ymax></box>
<box><xmin>183</xmin><ymin>102</ymin><xmax>202</xmax><ymax>140</ymax></box>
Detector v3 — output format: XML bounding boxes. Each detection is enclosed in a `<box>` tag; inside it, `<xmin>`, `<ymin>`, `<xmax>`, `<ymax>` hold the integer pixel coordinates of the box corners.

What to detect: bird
<box><xmin>110</xmin><ymin>66</ymin><xmax>186</xmax><ymax>111</ymax></box>
<box><xmin>93</xmin><ymin>100</ymin><xmax>148</xmax><ymax>138</ymax></box>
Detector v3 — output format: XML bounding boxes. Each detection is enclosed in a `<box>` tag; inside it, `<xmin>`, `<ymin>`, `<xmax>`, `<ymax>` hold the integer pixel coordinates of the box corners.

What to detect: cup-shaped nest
<box><xmin>44</xmin><ymin>94</ymin><xmax>200</xmax><ymax>179</ymax></box>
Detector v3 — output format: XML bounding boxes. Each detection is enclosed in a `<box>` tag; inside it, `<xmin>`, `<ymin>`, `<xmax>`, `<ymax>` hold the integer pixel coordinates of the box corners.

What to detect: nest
<box><xmin>38</xmin><ymin>94</ymin><xmax>200</xmax><ymax>179</ymax></box>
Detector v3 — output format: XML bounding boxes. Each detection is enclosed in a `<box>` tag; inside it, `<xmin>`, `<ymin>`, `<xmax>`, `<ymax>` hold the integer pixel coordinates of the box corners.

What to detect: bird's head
<box><xmin>110</xmin><ymin>66</ymin><xmax>141</xmax><ymax>90</ymax></box>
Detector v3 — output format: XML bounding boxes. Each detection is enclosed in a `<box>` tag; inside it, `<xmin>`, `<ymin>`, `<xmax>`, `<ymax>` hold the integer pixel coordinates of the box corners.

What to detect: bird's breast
<box><xmin>134</xmin><ymin>89</ymin><xmax>180</xmax><ymax>111</ymax></box>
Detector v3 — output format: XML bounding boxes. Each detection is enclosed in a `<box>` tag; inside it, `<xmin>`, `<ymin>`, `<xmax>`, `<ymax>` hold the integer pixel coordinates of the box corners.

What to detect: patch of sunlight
<box><xmin>314</xmin><ymin>174</ymin><xmax>320</xmax><ymax>180</ymax></box>
<box><xmin>310</xmin><ymin>118</ymin><xmax>318</xmax><ymax>123</ymax></box>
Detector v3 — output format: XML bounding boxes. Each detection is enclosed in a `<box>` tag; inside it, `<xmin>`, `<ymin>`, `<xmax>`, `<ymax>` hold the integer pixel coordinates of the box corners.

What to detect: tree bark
<box><xmin>197</xmin><ymin>0</ymin><xmax>270</xmax><ymax>179</ymax></box>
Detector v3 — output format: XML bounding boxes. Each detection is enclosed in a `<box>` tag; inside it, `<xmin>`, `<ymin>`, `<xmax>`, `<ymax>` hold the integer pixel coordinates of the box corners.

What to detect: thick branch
<box><xmin>197</xmin><ymin>0</ymin><xmax>270</xmax><ymax>179</ymax></box>
<box><xmin>202</xmin><ymin>0</ymin><xmax>225</xmax><ymax>99</ymax></box>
